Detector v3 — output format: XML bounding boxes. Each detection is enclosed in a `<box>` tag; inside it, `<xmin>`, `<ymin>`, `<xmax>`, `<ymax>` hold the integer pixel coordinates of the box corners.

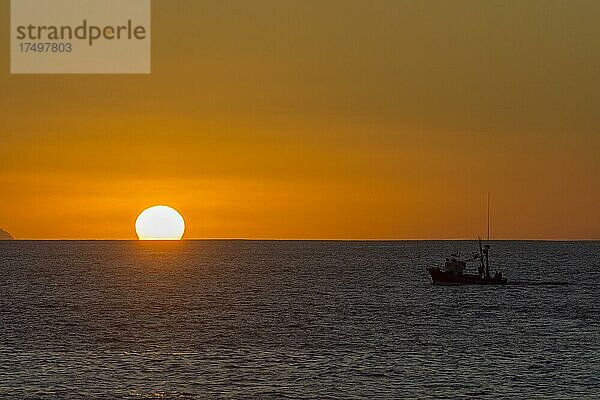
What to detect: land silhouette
<box><xmin>0</xmin><ymin>228</ymin><xmax>13</xmax><ymax>240</ymax></box>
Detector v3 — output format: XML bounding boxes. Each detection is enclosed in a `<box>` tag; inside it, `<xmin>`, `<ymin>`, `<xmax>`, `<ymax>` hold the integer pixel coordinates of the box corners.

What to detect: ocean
<box><xmin>0</xmin><ymin>240</ymin><xmax>598</xmax><ymax>399</ymax></box>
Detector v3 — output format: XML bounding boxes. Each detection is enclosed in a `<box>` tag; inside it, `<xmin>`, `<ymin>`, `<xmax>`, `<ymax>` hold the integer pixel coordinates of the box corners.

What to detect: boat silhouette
<box><xmin>427</xmin><ymin>194</ymin><xmax>507</xmax><ymax>285</ymax></box>
<box><xmin>427</xmin><ymin>239</ymin><xmax>507</xmax><ymax>285</ymax></box>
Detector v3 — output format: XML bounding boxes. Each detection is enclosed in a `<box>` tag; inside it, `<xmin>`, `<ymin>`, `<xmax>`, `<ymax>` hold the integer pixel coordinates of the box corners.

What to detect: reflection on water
<box><xmin>0</xmin><ymin>240</ymin><xmax>599</xmax><ymax>398</ymax></box>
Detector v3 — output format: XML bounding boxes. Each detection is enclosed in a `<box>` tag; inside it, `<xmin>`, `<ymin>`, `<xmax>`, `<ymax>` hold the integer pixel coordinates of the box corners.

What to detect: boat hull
<box><xmin>427</xmin><ymin>267</ymin><xmax>507</xmax><ymax>285</ymax></box>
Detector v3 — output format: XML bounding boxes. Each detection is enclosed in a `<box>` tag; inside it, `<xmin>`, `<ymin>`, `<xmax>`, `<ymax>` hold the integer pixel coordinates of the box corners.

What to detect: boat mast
<box><xmin>478</xmin><ymin>236</ymin><xmax>485</xmax><ymax>271</ymax></box>
<box><xmin>487</xmin><ymin>192</ymin><xmax>490</xmax><ymax>244</ymax></box>
<box><xmin>484</xmin><ymin>193</ymin><xmax>491</xmax><ymax>278</ymax></box>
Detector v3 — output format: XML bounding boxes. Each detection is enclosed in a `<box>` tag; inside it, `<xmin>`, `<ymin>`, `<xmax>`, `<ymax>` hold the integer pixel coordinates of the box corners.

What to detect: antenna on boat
<box><xmin>487</xmin><ymin>192</ymin><xmax>490</xmax><ymax>244</ymax></box>
<box><xmin>484</xmin><ymin>192</ymin><xmax>491</xmax><ymax>278</ymax></box>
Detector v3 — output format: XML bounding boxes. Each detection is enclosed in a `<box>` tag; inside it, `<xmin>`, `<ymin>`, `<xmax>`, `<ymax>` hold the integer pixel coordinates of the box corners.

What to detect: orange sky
<box><xmin>1</xmin><ymin>1</ymin><xmax>599</xmax><ymax>240</ymax></box>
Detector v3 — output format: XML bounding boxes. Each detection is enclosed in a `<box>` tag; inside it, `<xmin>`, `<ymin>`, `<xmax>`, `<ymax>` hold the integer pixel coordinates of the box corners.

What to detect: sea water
<box><xmin>0</xmin><ymin>240</ymin><xmax>598</xmax><ymax>398</ymax></box>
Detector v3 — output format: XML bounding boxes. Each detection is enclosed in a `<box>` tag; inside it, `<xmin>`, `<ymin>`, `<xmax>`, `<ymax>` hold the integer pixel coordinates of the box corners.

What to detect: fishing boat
<box><xmin>427</xmin><ymin>239</ymin><xmax>507</xmax><ymax>285</ymax></box>
<box><xmin>427</xmin><ymin>195</ymin><xmax>507</xmax><ymax>285</ymax></box>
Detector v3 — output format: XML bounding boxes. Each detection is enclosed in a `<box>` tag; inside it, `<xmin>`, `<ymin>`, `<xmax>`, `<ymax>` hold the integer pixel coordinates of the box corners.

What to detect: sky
<box><xmin>1</xmin><ymin>0</ymin><xmax>599</xmax><ymax>240</ymax></box>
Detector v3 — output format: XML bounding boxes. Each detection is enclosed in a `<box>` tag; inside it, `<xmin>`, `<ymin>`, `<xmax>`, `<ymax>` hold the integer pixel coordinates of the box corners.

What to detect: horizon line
<box><xmin>3</xmin><ymin>238</ymin><xmax>599</xmax><ymax>242</ymax></box>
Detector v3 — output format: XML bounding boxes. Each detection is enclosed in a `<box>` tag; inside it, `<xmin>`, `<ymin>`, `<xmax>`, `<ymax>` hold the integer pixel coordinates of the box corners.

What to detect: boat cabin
<box><xmin>444</xmin><ymin>257</ymin><xmax>466</xmax><ymax>275</ymax></box>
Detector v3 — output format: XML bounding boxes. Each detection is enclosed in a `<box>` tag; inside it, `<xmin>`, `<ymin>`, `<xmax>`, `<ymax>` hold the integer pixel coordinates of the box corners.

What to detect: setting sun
<box><xmin>135</xmin><ymin>205</ymin><xmax>185</xmax><ymax>240</ymax></box>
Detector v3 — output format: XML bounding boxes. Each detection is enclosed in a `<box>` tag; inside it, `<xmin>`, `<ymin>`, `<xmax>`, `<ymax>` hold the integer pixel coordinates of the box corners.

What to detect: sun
<box><xmin>135</xmin><ymin>205</ymin><xmax>185</xmax><ymax>240</ymax></box>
